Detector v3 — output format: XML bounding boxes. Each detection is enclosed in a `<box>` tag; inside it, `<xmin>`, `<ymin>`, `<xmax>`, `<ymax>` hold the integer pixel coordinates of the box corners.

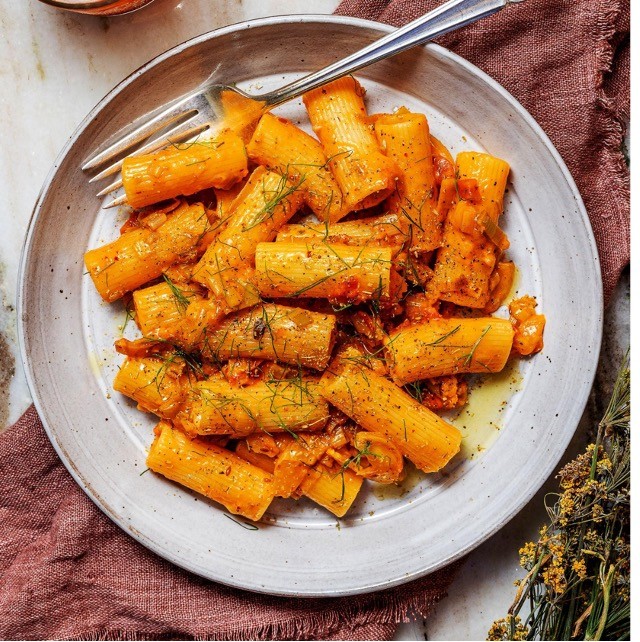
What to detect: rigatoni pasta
<box><xmin>431</xmin><ymin>152</ymin><xmax>511</xmax><ymax>308</ymax></box>
<box><xmin>320</xmin><ymin>359</ymin><xmax>462</xmax><ymax>473</ymax></box>
<box><xmin>192</xmin><ymin>166</ymin><xmax>304</xmax><ymax>308</ymax></box>
<box><xmin>113</xmin><ymin>357</ymin><xmax>187</xmax><ymax>418</ymax></box>
<box><xmin>384</xmin><ymin>317</ymin><xmax>514</xmax><ymax>385</ymax></box>
<box><xmin>456</xmin><ymin>151</ymin><xmax>510</xmax><ymax>222</ymax></box>
<box><xmin>276</xmin><ymin>213</ymin><xmax>407</xmax><ymax>251</ymax></box>
<box><xmin>303</xmin><ymin>77</ymin><xmax>399</xmax><ymax>211</ymax></box>
<box><xmin>254</xmin><ymin>241</ymin><xmax>393</xmax><ymax>303</ymax></box>
<box><xmin>247</xmin><ymin>113</ymin><xmax>346</xmax><ymax>222</ymax></box>
<box><xmin>374</xmin><ymin>108</ymin><xmax>441</xmax><ymax>251</ymax></box>
<box><xmin>85</xmin><ymin>74</ymin><xmax>545</xmax><ymax>522</ymax></box>
<box><xmin>235</xmin><ymin>438</ymin><xmax>363</xmax><ymax>517</ymax></box>
<box><xmin>133</xmin><ymin>278</ymin><xmax>204</xmax><ymax>341</ymax></box>
<box><xmin>200</xmin><ymin>303</ymin><xmax>337</xmax><ymax>371</ymax></box>
<box><xmin>122</xmin><ymin>133</ymin><xmax>248</xmax><ymax>209</ymax></box>
<box><xmin>85</xmin><ymin>202</ymin><xmax>214</xmax><ymax>302</ymax></box>
<box><xmin>147</xmin><ymin>422</ymin><xmax>275</xmax><ymax>521</ymax></box>
<box><xmin>301</xmin><ymin>464</ymin><xmax>363</xmax><ymax>518</ymax></box>
<box><xmin>174</xmin><ymin>375</ymin><xmax>329</xmax><ymax>437</ymax></box>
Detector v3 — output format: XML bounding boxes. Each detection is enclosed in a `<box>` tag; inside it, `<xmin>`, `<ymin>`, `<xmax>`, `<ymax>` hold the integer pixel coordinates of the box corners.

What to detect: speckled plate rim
<box><xmin>18</xmin><ymin>14</ymin><xmax>603</xmax><ymax>596</ymax></box>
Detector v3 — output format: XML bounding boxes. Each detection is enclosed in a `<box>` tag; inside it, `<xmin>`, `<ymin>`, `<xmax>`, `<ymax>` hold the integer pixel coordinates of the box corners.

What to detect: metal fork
<box><xmin>83</xmin><ymin>0</ymin><xmax>521</xmax><ymax>208</ymax></box>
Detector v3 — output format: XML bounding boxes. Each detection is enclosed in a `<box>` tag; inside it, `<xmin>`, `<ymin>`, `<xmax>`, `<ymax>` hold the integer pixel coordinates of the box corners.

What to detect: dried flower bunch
<box><xmin>488</xmin><ymin>352</ymin><xmax>630</xmax><ymax>641</ymax></box>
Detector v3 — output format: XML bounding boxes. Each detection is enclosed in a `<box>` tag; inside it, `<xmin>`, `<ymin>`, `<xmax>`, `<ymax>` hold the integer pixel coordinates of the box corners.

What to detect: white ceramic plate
<box><xmin>19</xmin><ymin>15</ymin><xmax>602</xmax><ymax>597</ymax></box>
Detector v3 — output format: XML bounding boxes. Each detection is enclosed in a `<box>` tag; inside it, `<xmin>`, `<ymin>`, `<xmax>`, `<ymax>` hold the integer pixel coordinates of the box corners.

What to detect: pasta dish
<box><xmin>84</xmin><ymin>76</ymin><xmax>546</xmax><ymax>522</ymax></box>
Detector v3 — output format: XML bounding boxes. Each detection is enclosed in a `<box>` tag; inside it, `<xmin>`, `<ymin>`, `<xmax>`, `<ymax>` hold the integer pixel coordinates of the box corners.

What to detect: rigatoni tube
<box><xmin>270</xmin><ymin>434</ymin><xmax>329</xmax><ymax>499</ymax></box>
<box><xmin>456</xmin><ymin>151</ymin><xmax>509</xmax><ymax>223</ymax></box>
<box><xmin>374</xmin><ymin>108</ymin><xmax>441</xmax><ymax>251</ymax></box>
<box><xmin>192</xmin><ymin>167</ymin><xmax>304</xmax><ymax>307</ymax></box>
<box><xmin>133</xmin><ymin>280</ymin><xmax>204</xmax><ymax>341</ymax></box>
<box><xmin>246</xmin><ymin>113</ymin><xmax>346</xmax><ymax>222</ymax></box>
<box><xmin>276</xmin><ymin>212</ymin><xmax>408</xmax><ymax>251</ymax></box>
<box><xmin>175</xmin><ymin>376</ymin><xmax>329</xmax><ymax>437</ymax></box>
<box><xmin>431</xmin><ymin>152</ymin><xmax>510</xmax><ymax>308</ymax></box>
<box><xmin>319</xmin><ymin>360</ymin><xmax>461</xmax><ymax>473</ymax></box>
<box><xmin>254</xmin><ymin>241</ymin><xmax>393</xmax><ymax>304</ymax></box>
<box><xmin>200</xmin><ymin>303</ymin><xmax>337</xmax><ymax>371</ymax></box>
<box><xmin>235</xmin><ymin>441</ymin><xmax>363</xmax><ymax>517</ymax></box>
<box><xmin>431</xmin><ymin>201</ymin><xmax>499</xmax><ymax>308</ymax></box>
<box><xmin>122</xmin><ymin>133</ymin><xmax>248</xmax><ymax>209</ymax></box>
<box><xmin>384</xmin><ymin>317</ymin><xmax>514</xmax><ymax>385</ymax></box>
<box><xmin>147</xmin><ymin>422</ymin><xmax>275</xmax><ymax>521</ymax></box>
<box><xmin>303</xmin><ymin>77</ymin><xmax>399</xmax><ymax>211</ymax></box>
<box><xmin>84</xmin><ymin>202</ymin><xmax>214</xmax><ymax>302</ymax></box>
<box><xmin>113</xmin><ymin>357</ymin><xmax>186</xmax><ymax>418</ymax></box>
<box><xmin>484</xmin><ymin>262</ymin><xmax>516</xmax><ymax>314</ymax></box>
<box><xmin>300</xmin><ymin>464</ymin><xmax>363</xmax><ymax>518</ymax></box>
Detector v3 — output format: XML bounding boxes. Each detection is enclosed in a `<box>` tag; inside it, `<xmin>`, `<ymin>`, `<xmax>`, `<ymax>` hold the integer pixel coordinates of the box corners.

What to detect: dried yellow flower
<box><xmin>542</xmin><ymin>563</ymin><xmax>567</xmax><ymax>594</ymax></box>
<box><xmin>487</xmin><ymin>616</ymin><xmax>529</xmax><ymax>641</ymax></box>
<box><xmin>488</xmin><ymin>356</ymin><xmax>629</xmax><ymax>641</ymax></box>
<box><xmin>571</xmin><ymin>558</ymin><xmax>587</xmax><ymax>580</ymax></box>
<box><xmin>559</xmin><ymin>493</ymin><xmax>576</xmax><ymax>519</ymax></box>
<box><xmin>519</xmin><ymin>542</ymin><xmax>536</xmax><ymax>567</ymax></box>
<box><xmin>584</xmin><ymin>528</ymin><xmax>598</xmax><ymax>543</ymax></box>
<box><xmin>541</xmin><ymin>541</ymin><xmax>567</xmax><ymax>594</ymax></box>
<box><xmin>558</xmin><ymin>447</ymin><xmax>593</xmax><ymax>490</ymax></box>
<box><xmin>597</xmin><ymin>452</ymin><xmax>612</xmax><ymax>473</ymax></box>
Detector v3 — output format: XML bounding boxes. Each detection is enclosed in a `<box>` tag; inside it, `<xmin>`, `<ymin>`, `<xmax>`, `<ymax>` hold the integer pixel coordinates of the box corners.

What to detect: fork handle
<box><xmin>261</xmin><ymin>0</ymin><xmax>517</xmax><ymax>106</ymax></box>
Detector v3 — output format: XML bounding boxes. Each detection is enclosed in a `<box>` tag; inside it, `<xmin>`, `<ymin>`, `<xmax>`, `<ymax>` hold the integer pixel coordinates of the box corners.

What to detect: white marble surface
<box><xmin>0</xmin><ymin>1</ymin><xmax>629</xmax><ymax>640</ymax></box>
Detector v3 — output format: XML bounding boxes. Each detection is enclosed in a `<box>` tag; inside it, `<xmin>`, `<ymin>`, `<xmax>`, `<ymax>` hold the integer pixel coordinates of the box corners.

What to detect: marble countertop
<box><xmin>0</xmin><ymin>1</ymin><xmax>629</xmax><ymax>639</ymax></box>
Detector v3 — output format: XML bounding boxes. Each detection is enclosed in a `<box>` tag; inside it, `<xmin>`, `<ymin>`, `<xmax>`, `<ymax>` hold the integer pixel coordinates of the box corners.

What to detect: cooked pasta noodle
<box><xmin>200</xmin><ymin>303</ymin><xmax>337</xmax><ymax>371</ymax></box>
<box><xmin>192</xmin><ymin>166</ymin><xmax>304</xmax><ymax>308</ymax></box>
<box><xmin>147</xmin><ymin>422</ymin><xmax>275</xmax><ymax>521</ymax></box>
<box><xmin>254</xmin><ymin>241</ymin><xmax>393</xmax><ymax>303</ymax></box>
<box><xmin>174</xmin><ymin>375</ymin><xmax>329</xmax><ymax>437</ymax></box>
<box><xmin>374</xmin><ymin>108</ymin><xmax>441</xmax><ymax>251</ymax></box>
<box><xmin>320</xmin><ymin>359</ymin><xmax>461</xmax><ymax>473</ymax></box>
<box><xmin>122</xmin><ymin>132</ymin><xmax>248</xmax><ymax>209</ymax></box>
<box><xmin>384</xmin><ymin>317</ymin><xmax>514</xmax><ymax>385</ymax></box>
<box><xmin>247</xmin><ymin>113</ymin><xmax>346</xmax><ymax>222</ymax></box>
<box><xmin>303</xmin><ymin>77</ymin><xmax>399</xmax><ymax>211</ymax></box>
<box><xmin>85</xmin><ymin>202</ymin><xmax>215</xmax><ymax>302</ymax></box>
<box><xmin>431</xmin><ymin>152</ymin><xmax>511</xmax><ymax>308</ymax></box>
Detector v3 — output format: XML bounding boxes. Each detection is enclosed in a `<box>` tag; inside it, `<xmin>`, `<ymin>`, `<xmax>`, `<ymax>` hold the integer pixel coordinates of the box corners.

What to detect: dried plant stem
<box><xmin>488</xmin><ymin>352</ymin><xmax>630</xmax><ymax>641</ymax></box>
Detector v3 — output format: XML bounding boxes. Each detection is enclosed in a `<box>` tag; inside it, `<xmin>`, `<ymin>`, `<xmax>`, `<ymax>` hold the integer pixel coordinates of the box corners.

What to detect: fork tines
<box><xmin>83</xmin><ymin>92</ymin><xmax>213</xmax><ymax>208</ymax></box>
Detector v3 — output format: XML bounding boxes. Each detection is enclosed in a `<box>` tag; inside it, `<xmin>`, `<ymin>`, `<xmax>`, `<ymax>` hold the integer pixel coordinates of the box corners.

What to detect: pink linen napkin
<box><xmin>0</xmin><ymin>408</ymin><xmax>462</xmax><ymax>640</ymax></box>
<box><xmin>0</xmin><ymin>0</ymin><xmax>629</xmax><ymax>639</ymax></box>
